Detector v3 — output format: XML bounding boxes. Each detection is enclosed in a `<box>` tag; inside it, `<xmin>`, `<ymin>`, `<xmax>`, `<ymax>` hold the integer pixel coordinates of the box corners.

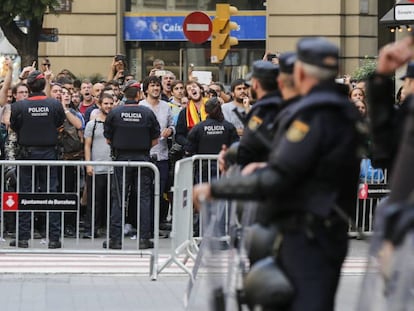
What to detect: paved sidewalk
<box><xmin>0</xmin><ymin>239</ymin><xmax>370</xmax><ymax>311</ymax></box>
<box><xmin>0</xmin><ymin>274</ymin><xmax>188</xmax><ymax>311</ymax></box>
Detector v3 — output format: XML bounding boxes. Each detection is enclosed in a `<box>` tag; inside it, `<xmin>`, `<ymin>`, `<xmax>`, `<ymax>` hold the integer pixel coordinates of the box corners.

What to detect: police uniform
<box><xmin>237</xmin><ymin>57</ymin><xmax>300</xmax><ymax>167</ymax></box>
<box><xmin>185</xmin><ymin>98</ymin><xmax>239</xmax><ymax>182</ymax></box>
<box><xmin>104</xmin><ymin>98</ymin><xmax>160</xmax><ymax>249</ymax></box>
<box><xmin>10</xmin><ymin>70</ymin><xmax>66</xmax><ymax>248</ymax></box>
<box><xmin>185</xmin><ymin>114</ymin><xmax>238</xmax><ymax>156</ymax></box>
<box><xmin>209</xmin><ymin>38</ymin><xmax>361</xmax><ymax>310</ymax></box>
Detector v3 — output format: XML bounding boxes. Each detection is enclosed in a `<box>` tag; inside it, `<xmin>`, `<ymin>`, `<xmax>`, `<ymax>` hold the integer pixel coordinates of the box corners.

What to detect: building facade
<box><xmin>38</xmin><ymin>0</ymin><xmax>394</xmax><ymax>82</ymax></box>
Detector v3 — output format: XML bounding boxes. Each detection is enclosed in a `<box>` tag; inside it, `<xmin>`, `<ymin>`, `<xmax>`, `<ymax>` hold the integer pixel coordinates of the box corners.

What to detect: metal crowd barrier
<box><xmin>0</xmin><ymin>160</ymin><xmax>160</xmax><ymax>280</ymax></box>
<box><xmin>159</xmin><ymin>156</ymin><xmax>391</xmax><ymax>277</ymax></box>
<box><xmin>157</xmin><ymin>154</ymin><xmax>223</xmax><ymax>278</ymax></box>
<box><xmin>350</xmin><ymin>167</ymin><xmax>390</xmax><ymax>238</ymax></box>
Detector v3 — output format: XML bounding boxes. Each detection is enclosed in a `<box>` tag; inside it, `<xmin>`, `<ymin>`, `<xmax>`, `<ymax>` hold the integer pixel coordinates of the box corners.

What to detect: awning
<box><xmin>381</xmin><ymin>0</ymin><xmax>414</xmax><ymax>24</ymax></box>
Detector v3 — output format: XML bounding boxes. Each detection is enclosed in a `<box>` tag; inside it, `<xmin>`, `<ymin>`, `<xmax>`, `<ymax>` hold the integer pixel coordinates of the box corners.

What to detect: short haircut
<box><xmin>230</xmin><ymin>79</ymin><xmax>248</xmax><ymax>92</ymax></box>
<box><xmin>124</xmin><ymin>86</ymin><xmax>139</xmax><ymax>100</ymax></box>
<box><xmin>99</xmin><ymin>93</ymin><xmax>114</xmax><ymax>104</ymax></box>
<box><xmin>106</xmin><ymin>79</ymin><xmax>120</xmax><ymax>87</ymax></box>
<box><xmin>56</xmin><ymin>76</ymin><xmax>74</xmax><ymax>85</ymax></box>
<box><xmin>210</xmin><ymin>82</ymin><xmax>225</xmax><ymax>92</ymax></box>
<box><xmin>28</xmin><ymin>78</ymin><xmax>46</xmax><ymax>93</ymax></box>
<box><xmin>171</xmin><ymin>80</ymin><xmax>184</xmax><ymax>89</ymax></box>
<box><xmin>300</xmin><ymin>61</ymin><xmax>337</xmax><ymax>81</ymax></box>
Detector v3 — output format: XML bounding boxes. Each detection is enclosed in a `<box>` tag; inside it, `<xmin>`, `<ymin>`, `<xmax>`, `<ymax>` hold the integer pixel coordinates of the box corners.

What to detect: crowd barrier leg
<box><xmin>157</xmin><ymin>155</ymin><xmax>220</xmax><ymax>278</ymax></box>
<box><xmin>157</xmin><ymin>158</ymin><xmax>197</xmax><ymax>278</ymax></box>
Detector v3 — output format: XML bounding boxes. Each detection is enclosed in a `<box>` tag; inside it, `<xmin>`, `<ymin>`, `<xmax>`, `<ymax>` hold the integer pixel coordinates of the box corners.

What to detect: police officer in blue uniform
<box><xmin>194</xmin><ymin>37</ymin><xmax>361</xmax><ymax>310</ymax></box>
<box><xmin>234</xmin><ymin>60</ymin><xmax>283</xmax><ymax>167</ymax></box>
<box><xmin>10</xmin><ymin>70</ymin><xmax>66</xmax><ymax>249</ymax></box>
<box><xmin>235</xmin><ymin>53</ymin><xmax>301</xmax><ymax>168</ymax></box>
<box><xmin>104</xmin><ymin>81</ymin><xmax>160</xmax><ymax>249</ymax></box>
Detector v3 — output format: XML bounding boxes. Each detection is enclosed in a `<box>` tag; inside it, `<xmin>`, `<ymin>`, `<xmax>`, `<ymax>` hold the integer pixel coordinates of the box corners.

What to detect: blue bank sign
<box><xmin>124</xmin><ymin>12</ymin><xmax>265</xmax><ymax>41</ymax></box>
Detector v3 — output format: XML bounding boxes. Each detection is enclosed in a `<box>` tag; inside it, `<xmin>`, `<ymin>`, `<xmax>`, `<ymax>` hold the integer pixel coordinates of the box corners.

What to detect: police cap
<box><xmin>297</xmin><ymin>37</ymin><xmax>339</xmax><ymax>70</ymax></box>
<box><xmin>122</xmin><ymin>79</ymin><xmax>141</xmax><ymax>92</ymax></box>
<box><xmin>278</xmin><ymin>52</ymin><xmax>296</xmax><ymax>74</ymax></box>
<box><xmin>27</xmin><ymin>70</ymin><xmax>45</xmax><ymax>84</ymax></box>
<box><xmin>400</xmin><ymin>61</ymin><xmax>414</xmax><ymax>80</ymax></box>
<box><xmin>246</xmin><ymin>60</ymin><xmax>279</xmax><ymax>85</ymax></box>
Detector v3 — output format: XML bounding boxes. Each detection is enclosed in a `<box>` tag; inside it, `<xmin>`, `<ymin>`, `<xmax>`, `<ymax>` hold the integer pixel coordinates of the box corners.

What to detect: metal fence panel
<box><xmin>0</xmin><ymin>160</ymin><xmax>160</xmax><ymax>280</ymax></box>
<box><xmin>350</xmin><ymin>168</ymin><xmax>389</xmax><ymax>238</ymax></box>
<box><xmin>158</xmin><ymin>155</ymin><xmax>221</xmax><ymax>278</ymax></box>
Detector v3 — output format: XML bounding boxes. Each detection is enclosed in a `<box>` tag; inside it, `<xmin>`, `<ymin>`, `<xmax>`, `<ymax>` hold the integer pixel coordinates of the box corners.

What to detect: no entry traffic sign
<box><xmin>183</xmin><ymin>11</ymin><xmax>212</xmax><ymax>44</ymax></box>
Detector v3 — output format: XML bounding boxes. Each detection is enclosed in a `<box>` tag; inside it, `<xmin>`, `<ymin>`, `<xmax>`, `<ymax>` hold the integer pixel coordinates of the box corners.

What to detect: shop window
<box><xmin>127</xmin><ymin>0</ymin><xmax>266</xmax><ymax>12</ymax></box>
<box><xmin>142</xmin><ymin>0</ymin><xmax>166</xmax><ymax>9</ymax></box>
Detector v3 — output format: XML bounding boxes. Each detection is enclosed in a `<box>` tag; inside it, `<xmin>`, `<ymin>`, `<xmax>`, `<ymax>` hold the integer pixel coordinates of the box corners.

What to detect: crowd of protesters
<box><xmin>0</xmin><ymin>50</ymin><xmax>398</xmax><ymax>249</ymax></box>
<box><xmin>0</xmin><ymin>55</ymin><xmax>245</xmax><ymax>249</ymax></box>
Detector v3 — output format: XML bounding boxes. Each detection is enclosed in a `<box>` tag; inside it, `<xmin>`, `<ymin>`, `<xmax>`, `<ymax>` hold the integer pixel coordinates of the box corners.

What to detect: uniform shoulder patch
<box><xmin>248</xmin><ymin>115</ymin><xmax>263</xmax><ymax>131</ymax></box>
<box><xmin>286</xmin><ymin>120</ymin><xmax>309</xmax><ymax>142</ymax></box>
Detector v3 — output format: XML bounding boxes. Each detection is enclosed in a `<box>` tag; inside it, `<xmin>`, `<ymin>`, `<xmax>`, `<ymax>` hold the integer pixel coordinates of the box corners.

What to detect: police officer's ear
<box><xmin>250</xmin><ymin>78</ymin><xmax>259</xmax><ymax>91</ymax></box>
<box><xmin>134</xmin><ymin>90</ymin><xmax>141</xmax><ymax>101</ymax></box>
<box><xmin>293</xmin><ymin>61</ymin><xmax>305</xmax><ymax>85</ymax></box>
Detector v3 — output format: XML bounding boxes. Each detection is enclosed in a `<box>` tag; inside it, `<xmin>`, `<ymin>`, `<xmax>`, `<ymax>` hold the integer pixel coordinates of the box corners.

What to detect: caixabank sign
<box><xmin>124</xmin><ymin>11</ymin><xmax>265</xmax><ymax>41</ymax></box>
<box><xmin>2</xmin><ymin>193</ymin><xmax>78</xmax><ymax>211</ymax></box>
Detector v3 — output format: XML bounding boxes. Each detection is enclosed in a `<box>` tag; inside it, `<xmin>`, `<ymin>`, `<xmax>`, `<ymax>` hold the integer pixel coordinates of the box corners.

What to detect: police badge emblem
<box><xmin>248</xmin><ymin>115</ymin><xmax>263</xmax><ymax>131</ymax></box>
<box><xmin>286</xmin><ymin>120</ymin><xmax>309</xmax><ymax>142</ymax></box>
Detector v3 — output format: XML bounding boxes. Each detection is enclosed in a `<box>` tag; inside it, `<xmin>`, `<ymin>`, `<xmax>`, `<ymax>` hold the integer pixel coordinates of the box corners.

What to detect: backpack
<box><xmin>59</xmin><ymin>118</ymin><xmax>84</xmax><ymax>160</ymax></box>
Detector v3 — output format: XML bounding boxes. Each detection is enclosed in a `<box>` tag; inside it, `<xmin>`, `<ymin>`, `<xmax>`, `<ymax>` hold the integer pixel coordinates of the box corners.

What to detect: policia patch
<box><xmin>286</xmin><ymin>120</ymin><xmax>310</xmax><ymax>142</ymax></box>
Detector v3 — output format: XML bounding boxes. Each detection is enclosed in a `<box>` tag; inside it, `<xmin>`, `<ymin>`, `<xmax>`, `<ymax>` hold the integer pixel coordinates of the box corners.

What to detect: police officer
<box><xmin>185</xmin><ymin>97</ymin><xmax>239</xmax><ymax>182</ymax></box>
<box><xmin>194</xmin><ymin>37</ymin><xmax>361</xmax><ymax>310</ymax></box>
<box><xmin>10</xmin><ymin>70</ymin><xmax>66</xmax><ymax>249</ymax></box>
<box><xmin>235</xmin><ymin>54</ymin><xmax>301</xmax><ymax>169</ymax></box>
<box><xmin>186</xmin><ymin>97</ymin><xmax>238</xmax><ymax>156</ymax></box>
<box><xmin>104</xmin><ymin>81</ymin><xmax>160</xmax><ymax>249</ymax></box>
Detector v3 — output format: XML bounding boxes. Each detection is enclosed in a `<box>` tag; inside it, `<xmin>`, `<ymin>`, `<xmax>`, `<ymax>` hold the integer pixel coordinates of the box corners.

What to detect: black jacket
<box><xmin>211</xmin><ymin>82</ymin><xmax>361</xmax><ymax>222</ymax></box>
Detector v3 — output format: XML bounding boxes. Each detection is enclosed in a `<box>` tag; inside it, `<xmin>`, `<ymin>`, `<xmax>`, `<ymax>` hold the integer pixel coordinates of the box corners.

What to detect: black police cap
<box><xmin>278</xmin><ymin>52</ymin><xmax>296</xmax><ymax>74</ymax></box>
<box><xmin>122</xmin><ymin>79</ymin><xmax>141</xmax><ymax>92</ymax></box>
<box><xmin>245</xmin><ymin>60</ymin><xmax>279</xmax><ymax>85</ymax></box>
<box><xmin>27</xmin><ymin>70</ymin><xmax>45</xmax><ymax>84</ymax></box>
<box><xmin>400</xmin><ymin>61</ymin><xmax>414</xmax><ymax>80</ymax></box>
<box><xmin>297</xmin><ymin>37</ymin><xmax>339</xmax><ymax>70</ymax></box>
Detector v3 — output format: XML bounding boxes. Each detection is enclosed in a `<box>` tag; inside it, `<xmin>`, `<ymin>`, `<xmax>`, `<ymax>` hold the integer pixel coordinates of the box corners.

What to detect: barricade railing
<box><xmin>157</xmin><ymin>154</ymin><xmax>223</xmax><ymax>278</ymax></box>
<box><xmin>160</xmin><ymin>155</ymin><xmax>389</xmax><ymax>277</ymax></box>
<box><xmin>350</xmin><ymin>167</ymin><xmax>390</xmax><ymax>238</ymax></box>
<box><xmin>0</xmin><ymin>160</ymin><xmax>160</xmax><ymax>280</ymax></box>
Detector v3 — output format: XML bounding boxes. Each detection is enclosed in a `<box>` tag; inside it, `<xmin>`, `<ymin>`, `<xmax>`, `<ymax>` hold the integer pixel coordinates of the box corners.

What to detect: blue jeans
<box><xmin>18</xmin><ymin>147</ymin><xmax>60</xmax><ymax>241</ymax></box>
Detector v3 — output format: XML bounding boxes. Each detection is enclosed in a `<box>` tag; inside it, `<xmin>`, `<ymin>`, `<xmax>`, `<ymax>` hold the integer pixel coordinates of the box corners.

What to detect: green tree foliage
<box><xmin>0</xmin><ymin>0</ymin><xmax>62</xmax><ymax>67</ymax></box>
<box><xmin>352</xmin><ymin>56</ymin><xmax>377</xmax><ymax>81</ymax></box>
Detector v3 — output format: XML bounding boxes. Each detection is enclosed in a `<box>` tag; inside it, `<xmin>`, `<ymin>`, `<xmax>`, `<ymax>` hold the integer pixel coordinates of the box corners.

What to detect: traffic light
<box><xmin>211</xmin><ymin>4</ymin><xmax>239</xmax><ymax>64</ymax></box>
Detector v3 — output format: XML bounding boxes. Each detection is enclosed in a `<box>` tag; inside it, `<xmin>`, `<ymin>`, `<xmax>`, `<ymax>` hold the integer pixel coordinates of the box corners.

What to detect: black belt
<box><xmin>115</xmin><ymin>149</ymin><xmax>149</xmax><ymax>155</ymax></box>
<box><xmin>277</xmin><ymin>212</ymin><xmax>346</xmax><ymax>233</ymax></box>
<box><xmin>24</xmin><ymin>145</ymin><xmax>56</xmax><ymax>150</ymax></box>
